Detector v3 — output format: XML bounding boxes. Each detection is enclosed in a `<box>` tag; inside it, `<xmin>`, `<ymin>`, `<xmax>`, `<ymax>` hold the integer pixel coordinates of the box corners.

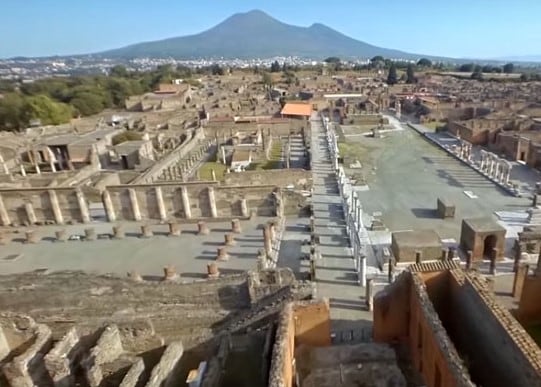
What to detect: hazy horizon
<box><xmin>1</xmin><ymin>0</ymin><xmax>540</xmax><ymax>59</ymax></box>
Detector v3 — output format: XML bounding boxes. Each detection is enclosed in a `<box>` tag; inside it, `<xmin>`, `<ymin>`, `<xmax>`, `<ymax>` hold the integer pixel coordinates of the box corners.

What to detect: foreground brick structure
<box><xmin>374</xmin><ymin>262</ymin><xmax>541</xmax><ymax>387</ymax></box>
<box><xmin>459</xmin><ymin>217</ymin><xmax>506</xmax><ymax>262</ymax></box>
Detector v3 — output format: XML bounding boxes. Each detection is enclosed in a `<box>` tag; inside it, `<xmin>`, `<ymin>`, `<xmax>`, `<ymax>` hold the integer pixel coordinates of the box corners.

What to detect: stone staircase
<box><xmin>0</xmin><ymin>315</ymin><xmax>185</xmax><ymax>387</ymax></box>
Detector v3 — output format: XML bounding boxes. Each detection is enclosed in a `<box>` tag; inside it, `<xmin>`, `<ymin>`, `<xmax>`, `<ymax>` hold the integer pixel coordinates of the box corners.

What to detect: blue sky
<box><xmin>1</xmin><ymin>0</ymin><xmax>539</xmax><ymax>59</ymax></box>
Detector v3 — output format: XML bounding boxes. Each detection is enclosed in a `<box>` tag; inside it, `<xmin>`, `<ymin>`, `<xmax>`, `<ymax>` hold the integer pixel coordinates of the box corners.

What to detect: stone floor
<box><xmin>0</xmin><ymin>218</ymin><xmax>268</xmax><ymax>280</ymax></box>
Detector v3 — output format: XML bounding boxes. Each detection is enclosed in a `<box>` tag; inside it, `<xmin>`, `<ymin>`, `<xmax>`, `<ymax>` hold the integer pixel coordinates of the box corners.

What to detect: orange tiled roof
<box><xmin>280</xmin><ymin>103</ymin><xmax>313</xmax><ymax>117</ymax></box>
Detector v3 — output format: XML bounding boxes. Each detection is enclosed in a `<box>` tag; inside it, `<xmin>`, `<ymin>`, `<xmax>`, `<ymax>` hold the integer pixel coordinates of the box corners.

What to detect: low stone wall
<box><xmin>119</xmin><ymin>358</ymin><xmax>145</xmax><ymax>387</ymax></box>
<box><xmin>223</xmin><ymin>169</ymin><xmax>311</xmax><ymax>189</ymax></box>
<box><xmin>44</xmin><ymin>327</ymin><xmax>82</xmax><ymax>387</ymax></box>
<box><xmin>82</xmin><ymin>325</ymin><xmax>124</xmax><ymax>387</ymax></box>
<box><xmin>145</xmin><ymin>341</ymin><xmax>183</xmax><ymax>387</ymax></box>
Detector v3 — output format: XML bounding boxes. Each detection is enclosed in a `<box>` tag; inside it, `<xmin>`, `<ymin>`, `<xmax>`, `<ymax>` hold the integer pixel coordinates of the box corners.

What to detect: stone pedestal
<box><xmin>466</xmin><ymin>250</ymin><xmax>473</xmax><ymax>270</ymax></box>
<box><xmin>140</xmin><ymin>224</ymin><xmax>153</xmax><ymax>238</ymax></box>
<box><xmin>231</xmin><ymin>219</ymin><xmax>241</xmax><ymax>234</ymax></box>
<box><xmin>224</xmin><ymin>233</ymin><xmax>235</xmax><ymax>246</ymax></box>
<box><xmin>207</xmin><ymin>263</ymin><xmax>220</xmax><ymax>279</ymax></box>
<box><xmin>163</xmin><ymin>265</ymin><xmax>178</xmax><ymax>281</ymax></box>
<box><xmin>84</xmin><ymin>228</ymin><xmax>96</xmax><ymax>241</ymax></box>
<box><xmin>415</xmin><ymin>251</ymin><xmax>422</xmax><ymax>264</ymax></box>
<box><xmin>447</xmin><ymin>247</ymin><xmax>455</xmax><ymax>261</ymax></box>
<box><xmin>197</xmin><ymin>221</ymin><xmax>210</xmax><ymax>235</ymax></box>
<box><xmin>216</xmin><ymin>246</ymin><xmax>229</xmax><ymax>261</ymax></box>
<box><xmin>441</xmin><ymin>248</ymin><xmax>448</xmax><ymax>261</ymax></box>
<box><xmin>25</xmin><ymin>230</ymin><xmax>40</xmax><ymax>244</ymax></box>
<box><xmin>55</xmin><ymin>229</ymin><xmax>67</xmax><ymax>242</ymax></box>
<box><xmin>168</xmin><ymin>222</ymin><xmax>181</xmax><ymax>237</ymax></box>
<box><xmin>0</xmin><ymin>232</ymin><xmax>9</xmax><ymax>245</ymax></box>
<box><xmin>113</xmin><ymin>225</ymin><xmax>125</xmax><ymax>239</ymax></box>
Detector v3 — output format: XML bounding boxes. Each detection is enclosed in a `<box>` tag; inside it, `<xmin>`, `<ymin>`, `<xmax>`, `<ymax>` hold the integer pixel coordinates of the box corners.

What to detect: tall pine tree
<box><xmin>387</xmin><ymin>63</ymin><xmax>398</xmax><ymax>85</ymax></box>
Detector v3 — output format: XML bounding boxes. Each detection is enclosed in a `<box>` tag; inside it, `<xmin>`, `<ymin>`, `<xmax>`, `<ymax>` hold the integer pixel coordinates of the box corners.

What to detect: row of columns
<box><xmin>157</xmin><ymin>140</ymin><xmax>213</xmax><ymax>182</ymax></box>
<box><xmin>0</xmin><ymin>189</ymin><xmax>90</xmax><ymax>226</ymax></box>
<box><xmin>479</xmin><ymin>150</ymin><xmax>512</xmax><ymax>185</ymax></box>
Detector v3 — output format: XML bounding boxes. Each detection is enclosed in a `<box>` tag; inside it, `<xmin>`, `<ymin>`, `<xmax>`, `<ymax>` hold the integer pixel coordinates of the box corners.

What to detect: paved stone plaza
<box><xmin>0</xmin><ymin>218</ymin><xmax>266</xmax><ymax>279</ymax></box>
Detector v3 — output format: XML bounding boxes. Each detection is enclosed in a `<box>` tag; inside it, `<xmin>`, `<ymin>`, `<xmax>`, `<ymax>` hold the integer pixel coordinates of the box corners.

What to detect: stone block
<box><xmin>145</xmin><ymin>341</ymin><xmax>184</xmax><ymax>387</ymax></box>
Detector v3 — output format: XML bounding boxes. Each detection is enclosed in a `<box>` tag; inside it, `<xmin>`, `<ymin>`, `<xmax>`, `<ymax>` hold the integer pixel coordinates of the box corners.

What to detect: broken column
<box><xmin>466</xmin><ymin>250</ymin><xmax>473</xmax><ymax>270</ymax></box>
<box><xmin>263</xmin><ymin>224</ymin><xmax>272</xmax><ymax>257</ymax></box>
<box><xmin>0</xmin><ymin>194</ymin><xmax>11</xmax><ymax>226</ymax></box>
<box><xmin>231</xmin><ymin>218</ymin><xmax>241</xmax><ymax>234</ymax></box>
<box><xmin>365</xmin><ymin>278</ymin><xmax>374</xmax><ymax>311</ymax></box>
<box><xmin>113</xmin><ymin>225</ymin><xmax>125</xmax><ymax>239</ymax></box>
<box><xmin>180</xmin><ymin>186</ymin><xmax>191</xmax><ymax>219</ymax></box>
<box><xmin>441</xmin><ymin>248</ymin><xmax>448</xmax><ymax>261</ymax></box>
<box><xmin>140</xmin><ymin>224</ymin><xmax>153</xmax><ymax>238</ymax></box>
<box><xmin>447</xmin><ymin>247</ymin><xmax>455</xmax><ymax>261</ymax></box>
<box><xmin>512</xmin><ymin>263</ymin><xmax>529</xmax><ymax>298</ymax></box>
<box><xmin>25</xmin><ymin>230</ymin><xmax>40</xmax><ymax>244</ymax></box>
<box><xmin>127</xmin><ymin>270</ymin><xmax>143</xmax><ymax>282</ymax></box>
<box><xmin>211</xmin><ymin>169</ymin><xmax>217</xmax><ymax>181</ymax></box>
<box><xmin>75</xmin><ymin>189</ymin><xmax>91</xmax><ymax>223</ymax></box>
<box><xmin>168</xmin><ymin>222</ymin><xmax>181</xmax><ymax>237</ymax></box>
<box><xmin>207</xmin><ymin>187</ymin><xmax>218</xmax><ymax>218</ymax></box>
<box><xmin>197</xmin><ymin>221</ymin><xmax>210</xmax><ymax>235</ymax></box>
<box><xmin>224</xmin><ymin>233</ymin><xmax>235</xmax><ymax>246</ymax></box>
<box><xmin>128</xmin><ymin>188</ymin><xmax>142</xmax><ymax>221</ymax></box>
<box><xmin>163</xmin><ymin>265</ymin><xmax>178</xmax><ymax>281</ymax></box>
<box><xmin>48</xmin><ymin>190</ymin><xmax>64</xmax><ymax>224</ymax></box>
<box><xmin>155</xmin><ymin>186</ymin><xmax>167</xmax><ymax>221</ymax></box>
<box><xmin>216</xmin><ymin>246</ymin><xmax>229</xmax><ymax>261</ymax></box>
<box><xmin>240</xmin><ymin>199</ymin><xmax>248</xmax><ymax>218</ymax></box>
<box><xmin>25</xmin><ymin>202</ymin><xmax>37</xmax><ymax>225</ymax></box>
<box><xmin>207</xmin><ymin>263</ymin><xmax>220</xmax><ymax>279</ymax></box>
<box><xmin>84</xmin><ymin>228</ymin><xmax>96</xmax><ymax>242</ymax></box>
<box><xmin>102</xmin><ymin>190</ymin><xmax>116</xmax><ymax>222</ymax></box>
<box><xmin>489</xmin><ymin>248</ymin><xmax>498</xmax><ymax>275</ymax></box>
<box><xmin>415</xmin><ymin>251</ymin><xmax>422</xmax><ymax>264</ymax></box>
<box><xmin>55</xmin><ymin>229</ymin><xmax>67</xmax><ymax>242</ymax></box>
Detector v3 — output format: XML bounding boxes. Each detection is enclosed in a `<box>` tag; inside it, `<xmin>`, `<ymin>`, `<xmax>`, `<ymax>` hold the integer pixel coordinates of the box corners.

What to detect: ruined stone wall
<box><xmin>223</xmin><ymin>169</ymin><xmax>311</xmax><ymax>189</ymax></box>
<box><xmin>205</xmin><ymin>120</ymin><xmax>305</xmax><ymax>138</ymax></box>
<box><xmin>268</xmin><ymin>300</ymin><xmax>331</xmax><ymax>387</ymax></box>
<box><xmin>517</xmin><ymin>272</ymin><xmax>541</xmax><ymax>325</ymax></box>
<box><xmin>447</xmin><ymin>271</ymin><xmax>541</xmax><ymax>387</ymax></box>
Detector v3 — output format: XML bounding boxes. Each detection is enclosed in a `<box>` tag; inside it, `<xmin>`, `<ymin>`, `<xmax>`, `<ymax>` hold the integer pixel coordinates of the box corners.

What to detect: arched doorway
<box><xmin>483</xmin><ymin>235</ymin><xmax>497</xmax><ymax>258</ymax></box>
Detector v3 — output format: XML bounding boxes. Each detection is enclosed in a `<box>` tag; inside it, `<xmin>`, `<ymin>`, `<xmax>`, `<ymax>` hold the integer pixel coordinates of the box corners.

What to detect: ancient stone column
<box><xmin>140</xmin><ymin>224</ymin><xmax>153</xmax><ymax>238</ymax></box>
<box><xmin>466</xmin><ymin>250</ymin><xmax>473</xmax><ymax>270</ymax></box>
<box><xmin>415</xmin><ymin>251</ymin><xmax>422</xmax><ymax>264</ymax></box>
<box><xmin>25</xmin><ymin>202</ymin><xmax>37</xmax><ymax>225</ymax></box>
<box><xmin>231</xmin><ymin>218</ymin><xmax>241</xmax><ymax>234</ymax></box>
<box><xmin>211</xmin><ymin>169</ymin><xmax>217</xmax><ymax>181</ymax></box>
<box><xmin>268</xmin><ymin>221</ymin><xmax>276</xmax><ymax>241</ymax></box>
<box><xmin>197</xmin><ymin>221</ymin><xmax>209</xmax><ymax>235</ymax></box>
<box><xmin>20</xmin><ymin>164</ymin><xmax>26</xmax><ymax>177</ymax></box>
<box><xmin>263</xmin><ymin>225</ymin><xmax>272</xmax><ymax>257</ymax></box>
<box><xmin>216</xmin><ymin>246</ymin><xmax>229</xmax><ymax>261</ymax></box>
<box><xmin>113</xmin><ymin>225</ymin><xmax>125</xmax><ymax>239</ymax></box>
<box><xmin>441</xmin><ymin>248</ymin><xmax>448</xmax><ymax>261</ymax></box>
<box><xmin>207</xmin><ymin>187</ymin><xmax>218</xmax><ymax>218</ymax></box>
<box><xmin>207</xmin><ymin>263</ymin><xmax>219</xmax><ymax>279</ymax></box>
<box><xmin>512</xmin><ymin>263</ymin><xmax>529</xmax><ymax>298</ymax></box>
<box><xmin>365</xmin><ymin>278</ymin><xmax>374</xmax><ymax>311</ymax></box>
<box><xmin>48</xmin><ymin>190</ymin><xmax>64</xmax><ymax>225</ymax></box>
<box><xmin>84</xmin><ymin>228</ymin><xmax>96</xmax><ymax>241</ymax></box>
<box><xmin>489</xmin><ymin>249</ymin><xmax>498</xmax><ymax>275</ymax></box>
<box><xmin>447</xmin><ymin>247</ymin><xmax>455</xmax><ymax>261</ymax></box>
<box><xmin>102</xmin><ymin>190</ymin><xmax>116</xmax><ymax>222</ymax></box>
<box><xmin>55</xmin><ymin>229</ymin><xmax>67</xmax><ymax>242</ymax></box>
<box><xmin>75</xmin><ymin>189</ymin><xmax>90</xmax><ymax>223</ymax></box>
<box><xmin>0</xmin><ymin>194</ymin><xmax>11</xmax><ymax>226</ymax></box>
<box><xmin>25</xmin><ymin>230</ymin><xmax>39</xmax><ymax>243</ymax></box>
<box><xmin>240</xmin><ymin>199</ymin><xmax>248</xmax><ymax>218</ymax></box>
<box><xmin>163</xmin><ymin>265</ymin><xmax>178</xmax><ymax>281</ymax></box>
<box><xmin>224</xmin><ymin>233</ymin><xmax>235</xmax><ymax>246</ymax></box>
<box><xmin>513</xmin><ymin>241</ymin><xmax>522</xmax><ymax>273</ymax></box>
<box><xmin>168</xmin><ymin>222</ymin><xmax>181</xmax><ymax>237</ymax></box>
<box><xmin>155</xmin><ymin>186</ymin><xmax>167</xmax><ymax>221</ymax></box>
<box><xmin>128</xmin><ymin>188</ymin><xmax>142</xmax><ymax>221</ymax></box>
<box><xmin>127</xmin><ymin>271</ymin><xmax>143</xmax><ymax>282</ymax></box>
<box><xmin>179</xmin><ymin>186</ymin><xmax>192</xmax><ymax>219</ymax></box>
<box><xmin>387</xmin><ymin>258</ymin><xmax>394</xmax><ymax>283</ymax></box>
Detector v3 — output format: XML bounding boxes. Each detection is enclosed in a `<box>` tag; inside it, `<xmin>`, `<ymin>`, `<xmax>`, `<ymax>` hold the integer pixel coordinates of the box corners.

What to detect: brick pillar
<box><xmin>48</xmin><ymin>190</ymin><xmax>64</xmax><ymax>225</ymax></box>
<box><xmin>113</xmin><ymin>225</ymin><xmax>125</xmax><ymax>239</ymax></box>
<box><xmin>216</xmin><ymin>246</ymin><xmax>229</xmax><ymax>261</ymax></box>
<box><xmin>155</xmin><ymin>186</ymin><xmax>167</xmax><ymax>221</ymax></box>
<box><xmin>0</xmin><ymin>194</ymin><xmax>11</xmax><ymax>226</ymax></box>
<box><xmin>128</xmin><ymin>188</ymin><xmax>142</xmax><ymax>221</ymax></box>
<box><xmin>365</xmin><ymin>278</ymin><xmax>374</xmax><ymax>312</ymax></box>
<box><xmin>25</xmin><ymin>202</ymin><xmax>37</xmax><ymax>225</ymax></box>
<box><xmin>180</xmin><ymin>186</ymin><xmax>191</xmax><ymax>219</ymax></box>
<box><xmin>208</xmin><ymin>187</ymin><xmax>217</xmax><ymax>218</ymax></box>
<box><xmin>197</xmin><ymin>221</ymin><xmax>209</xmax><ymax>235</ymax></box>
<box><xmin>75</xmin><ymin>189</ymin><xmax>90</xmax><ymax>223</ymax></box>
<box><xmin>231</xmin><ymin>218</ymin><xmax>241</xmax><ymax>234</ymax></box>
<box><xmin>512</xmin><ymin>263</ymin><xmax>529</xmax><ymax>298</ymax></box>
<box><xmin>168</xmin><ymin>222</ymin><xmax>181</xmax><ymax>237</ymax></box>
<box><xmin>102</xmin><ymin>190</ymin><xmax>116</xmax><ymax>222</ymax></box>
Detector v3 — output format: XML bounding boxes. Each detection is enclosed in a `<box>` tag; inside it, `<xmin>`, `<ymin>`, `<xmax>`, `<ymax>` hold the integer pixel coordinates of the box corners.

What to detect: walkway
<box><xmin>309</xmin><ymin>114</ymin><xmax>372</xmax><ymax>340</ymax></box>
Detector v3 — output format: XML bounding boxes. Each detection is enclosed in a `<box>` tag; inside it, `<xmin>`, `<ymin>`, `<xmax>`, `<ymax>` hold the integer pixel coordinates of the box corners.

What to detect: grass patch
<box><xmin>247</xmin><ymin>140</ymin><xmax>283</xmax><ymax>170</ymax></box>
<box><xmin>423</xmin><ymin>121</ymin><xmax>446</xmax><ymax>131</ymax></box>
<box><xmin>198</xmin><ymin>162</ymin><xmax>227</xmax><ymax>180</ymax></box>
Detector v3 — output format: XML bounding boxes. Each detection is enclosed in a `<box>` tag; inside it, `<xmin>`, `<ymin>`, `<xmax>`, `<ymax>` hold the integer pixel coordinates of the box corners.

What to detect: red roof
<box><xmin>280</xmin><ymin>103</ymin><xmax>313</xmax><ymax>117</ymax></box>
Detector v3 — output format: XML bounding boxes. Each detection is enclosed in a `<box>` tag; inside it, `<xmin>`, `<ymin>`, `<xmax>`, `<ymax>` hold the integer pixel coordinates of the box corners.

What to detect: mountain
<box><xmin>99</xmin><ymin>10</ymin><xmax>433</xmax><ymax>60</ymax></box>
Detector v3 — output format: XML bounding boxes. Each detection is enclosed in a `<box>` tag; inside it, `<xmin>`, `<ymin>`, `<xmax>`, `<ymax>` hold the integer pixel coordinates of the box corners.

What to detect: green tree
<box><xmin>417</xmin><ymin>58</ymin><xmax>432</xmax><ymax>67</ymax></box>
<box><xmin>0</xmin><ymin>93</ymin><xmax>25</xmax><ymax>130</ymax></box>
<box><xmin>458</xmin><ymin>63</ymin><xmax>475</xmax><ymax>72</ymax></box>
<box><xmin>387</xmin><ymin>63</ymin><xmax>398</xmax><ymax>85</ymax></box>
<box><xmin>70</xmin><ymin>92</ymin><xmax>105</xmax><ymax>116</ymax></box>
<box><xmin>270</xmin><ymin>61</ymin><xmax>281</xmax><ymax>73</ymax></box>
<box><xmin>406</xmin><ymin>64</ymin><xmax>416</xmax><ymax>84</ymax></box>
<box><xmin>211</xmin><ymin>64</ymin><xmax>224</xmax><ymax>76</ymax></box>
<box><xmin>262</xmin><ymin>72</ymin><xmax>272</xmax><ymax>88</ymax></box>
<box><xmin>110</xmin><ymin>65</ymin><xmax>129</xmax><ymax>78</ymax></box>
<box><xmin>324</xmin><ymin>57</ymin><xmax>341</xmax><ymax>64</ymax></box>
<box><xmin>503</xmin><ymin>63</ymin><xmax>515</xmax><ymax>74</ymax></box>
<box><xmin>22</xmin><ymin>95</ymin><xmax>72</xmax><ymax>125</ymax></box>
